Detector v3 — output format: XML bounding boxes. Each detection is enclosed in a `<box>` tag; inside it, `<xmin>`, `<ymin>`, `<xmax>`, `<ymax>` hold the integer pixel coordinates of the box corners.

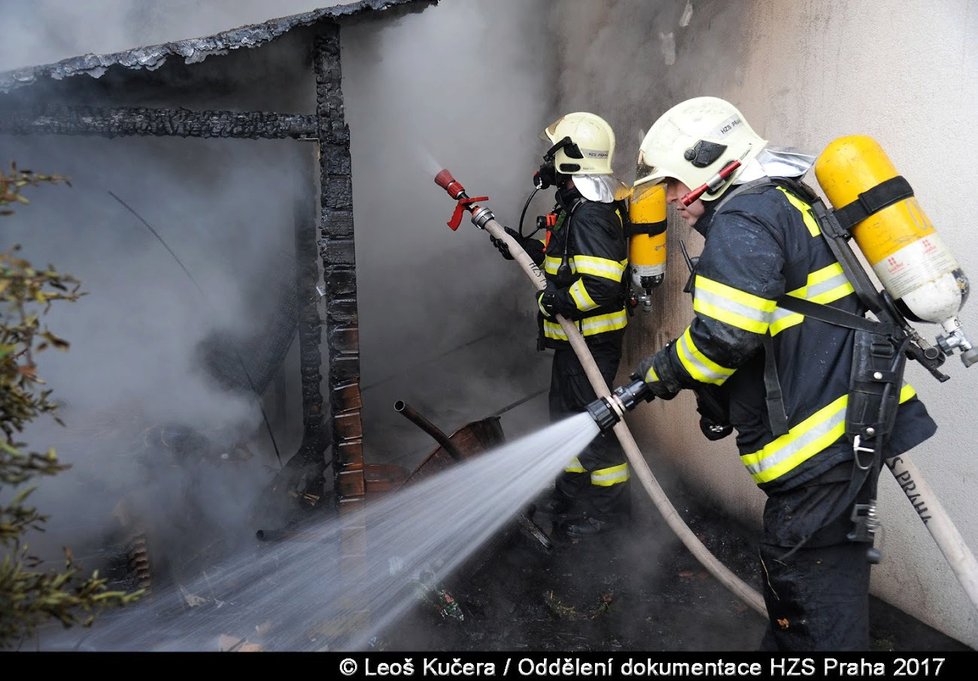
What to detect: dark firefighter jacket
<box><xmin>646</xmin><ymin>180</ymin><xmax>936</xmax><ymax>494</ymax></box>
<box><xmin>537</xmin><ymin>197</ymin><xmax>629</xmax><ymax>348</ymax></box>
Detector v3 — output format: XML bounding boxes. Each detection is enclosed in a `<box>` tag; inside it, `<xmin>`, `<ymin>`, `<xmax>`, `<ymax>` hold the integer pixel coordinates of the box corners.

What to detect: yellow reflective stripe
<box><xmin>676</xmin><ymin>327</ymin><xmax>735</xmax><ymax>385</ymax></box>
<box><xmin>572</xmin><ymin>255</ymin><xmax>627</xmax><ymax>282</ymax></box>
<box><xmin>693</xmin><ymin>275</ymin><xmax>774</xmax><ymax>334</ymax></box>
<box><xmin>643</xmin><ymin>365</ymin><xmax>660</xmax><ymax>383</ymax></box>
<box><xmin>741</xmin><ymin>394</ymin><xmax>848</xmax><ymax>484</ymax></box>
<box><xmin>545</xmin><ymin>255</ymin><xmax>627</xmax><ymax>281</ymax></box>
<box><xmin>543</xmin><ymin>308</ymin><xmax>628</xmax><ymax>340</ymax></box>
<box><xmin>769</xmin><ymin>264</ymin><xmax>855</xmax><ymax>337</ymax></box>
<box><xmin>778</xmin><ymin>186</ymin><xmax>820</xmax><ymax>237</ymax></box>
<box><xmin>591</xmin><ymin>462</ymin><xmax>630</xmax><ymax>486</ymax></box>
<box><xmin>537</xmin><ymin>294</ymin><xmax>551</xmax><ymax>316</ymax></box>
<box><xmin>568</xmin><ymin>279</ymin><xmax>598</xmax><ymax>311</ymax></box>
<box><xmin>768</xmin><ymin>307</ymin><xmax>803</xmax><ymax>335</ymax></box>
<box><xmin>564</xmin><ymin>457</ymin><xmax>586</xmax><ymax>473</ymax></box>
<box><xmin>741</xmin><ymin>384</ymin><xmax>916</xmax><ymax>485</ymax></box>
<box><xmin>544</xmin><ymin>255</ymin><xmax>574</xmax><ymax>276</ymax></box>
<box><xmin>899</xmin><ymin>383</ymin><xmax>916</xmax><ymax>402</ymax></box>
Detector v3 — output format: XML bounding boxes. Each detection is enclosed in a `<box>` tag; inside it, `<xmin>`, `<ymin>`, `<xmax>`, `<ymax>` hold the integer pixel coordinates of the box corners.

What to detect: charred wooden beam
<box><xmin>292</xmin><ymin>163</ymin><xmax>327</xmax><ymax>471</ymax></box>
<box><xmin>314</xmin><ymin>25</ymin><xmax>365</xmax><ymax>512</ymax></box>
<box><xmin>0</xmin><ymin>105</ymin><xmax>318</xmax><ymax>139</ymax></box>
<box><xmin>315</xmin><ymin>22</ymin><xmax>368</xmax><ymax>646</ymax></box>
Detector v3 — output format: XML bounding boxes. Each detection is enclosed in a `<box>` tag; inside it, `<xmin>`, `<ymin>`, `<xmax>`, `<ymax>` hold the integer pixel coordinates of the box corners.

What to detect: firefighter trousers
<box><xmin>758</xmin><ymin>459</ymin><xmax>878</xmax><ymax>651</ymax></box>
<box><xmin>548</xmin><ymin>340</ymin><xmax>630</xmax><ymax>524</ymax></box>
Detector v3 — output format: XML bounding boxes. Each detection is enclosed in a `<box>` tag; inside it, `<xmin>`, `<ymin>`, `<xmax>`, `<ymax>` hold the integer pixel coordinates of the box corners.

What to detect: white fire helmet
<box><xmin>542</xmin><ymin>112</ymin><xmax>616</xmax><ymax>176</ymax></box>
<box><xmin>634</xmin><ymin>96</ymin><xmax>767</xmax><ymax>201</ymax></box>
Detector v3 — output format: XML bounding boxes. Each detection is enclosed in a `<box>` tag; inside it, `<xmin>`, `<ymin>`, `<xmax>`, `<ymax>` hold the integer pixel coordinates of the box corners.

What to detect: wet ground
<box><xmin>377</xmin><ymin>480</ymin><xmax>972</xmax><ymax>653</ymax></box>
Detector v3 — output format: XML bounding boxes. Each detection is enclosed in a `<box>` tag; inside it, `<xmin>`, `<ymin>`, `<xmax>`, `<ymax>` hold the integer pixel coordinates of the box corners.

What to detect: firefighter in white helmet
<box><xmin>493</xmin><ymin>112</ymin><xmax>632</xmax><ymax>539</ymax></box>
<box><xmin>630</xmin><ymin>97</ymin><xmax>937</xmax><ymax>650</ymax></box>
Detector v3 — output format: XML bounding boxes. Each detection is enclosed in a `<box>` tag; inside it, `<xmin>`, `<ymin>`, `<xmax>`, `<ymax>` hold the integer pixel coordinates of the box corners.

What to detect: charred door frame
<box><xmin>0</xmin><ymin>21</ymin><xmax>366</xmax><ymax>511</ymax></box>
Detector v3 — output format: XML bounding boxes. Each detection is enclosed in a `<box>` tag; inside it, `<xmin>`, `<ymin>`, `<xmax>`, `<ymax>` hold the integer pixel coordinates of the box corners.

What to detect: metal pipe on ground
<box><xmin>394</xmin><ymin>400</ymin><xmax>465</xmax><ymax>461</ymax></box>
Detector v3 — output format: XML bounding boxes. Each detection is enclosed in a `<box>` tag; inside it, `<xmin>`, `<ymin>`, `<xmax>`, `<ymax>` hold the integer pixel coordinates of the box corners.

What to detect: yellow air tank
<box><xmin>627</xmin><ymin>182</ymin><xmax>668</xmax><ymax>312</ymax></box>
<box><xmin>815</xmin><ymin>135</ymin><xmax>975</xmax><ymax>365</ymax></box>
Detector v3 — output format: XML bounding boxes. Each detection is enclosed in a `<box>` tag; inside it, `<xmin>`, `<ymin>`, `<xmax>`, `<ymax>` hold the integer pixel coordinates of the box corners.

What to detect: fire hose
<box><xmin>436</xmin><ymin>169</ymin><xmax>978</xmax><ymax>621</ymax></box>
<box><xmin>435</xmin><ymin>169</ymin><xmax>767</xmax><ymax>616</ymax></box>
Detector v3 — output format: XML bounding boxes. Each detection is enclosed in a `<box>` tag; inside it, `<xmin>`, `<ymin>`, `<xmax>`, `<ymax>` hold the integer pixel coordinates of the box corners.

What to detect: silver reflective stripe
<box><xmin>694</xmin><ymin>284</ymin><xmax>771</xmax><ymax>327</ymax></box>
<box><xmin>741</xmin><ymin>395</ymin><xmax>848</xmax><ymax>483</ymax></box>
<box><xmin>676</xmin><ymin>329</ymin><xmax>735</xmax><ymax>385</ymax></box>
<box><xmin>591</xmin><ymin>463</ymin><xmax>629</xmax><ymax>486</ymax></box>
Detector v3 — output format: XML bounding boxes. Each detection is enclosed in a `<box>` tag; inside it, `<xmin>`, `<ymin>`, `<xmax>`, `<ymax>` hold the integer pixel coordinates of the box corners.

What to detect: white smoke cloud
<box><xmin>0</xmin><ymin>0</ymin><xmax>556</xmax><ymax>606</ymax></box>
<box><xmin>0</xmin><ymin>0</ymin><xmax>352</xmax><ymax>71</ymax></box>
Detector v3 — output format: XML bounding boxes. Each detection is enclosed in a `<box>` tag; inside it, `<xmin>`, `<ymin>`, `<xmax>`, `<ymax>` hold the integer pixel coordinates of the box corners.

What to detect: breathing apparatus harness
<box><xmin>711</xmin><ymin>175</ymin><xmax>948</xmax><ymax>562</ymax></box>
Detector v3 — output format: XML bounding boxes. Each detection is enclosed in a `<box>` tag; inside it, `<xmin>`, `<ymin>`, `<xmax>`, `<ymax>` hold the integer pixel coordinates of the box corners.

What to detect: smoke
<box><xmin>547</xmin><ymin>0</ymin><xmax>749</xmax><ymax>182</ymax></box>
<box><xmin>339</xmin><ymin>0</ymin><xmax>556</xmax><ymax>464</ymax></box>
<box><xmin>0</xmin><ymin>0</ymin><xmax>558</xmax><ymax>618</ymax></box>
<box><xmin>1</xmin><ymin>133</ymin><xmax>307</xmax><ymax>567</ymax></box>
<box><xmin>31</xmin><ymin>414</ymin><xmax>600</xmax><ymax>652</ymax></box>
<box><xmin>0</xmin><ymin>1</ymin><xmax>356</xmax><ymax>72</ymax></box>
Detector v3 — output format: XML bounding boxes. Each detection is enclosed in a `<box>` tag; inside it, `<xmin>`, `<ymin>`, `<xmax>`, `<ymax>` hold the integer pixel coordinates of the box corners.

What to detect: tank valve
<box><xmin>936</xmin><ymin>316</ymin><xmax>978</xmax><ymax>368</ymax></box>
<box><xmin>585</xmin><ymin>377</ymin><xmax>655</xmax><ymax>433</ymax></box>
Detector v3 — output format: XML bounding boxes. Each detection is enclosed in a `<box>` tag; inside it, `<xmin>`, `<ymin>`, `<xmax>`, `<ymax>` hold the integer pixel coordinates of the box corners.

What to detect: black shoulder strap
<box><xmin>711</xmin><ymin>177</ymin><xmax>777</xmax><ymax>213</ymax></box>
<box><xmin>775</xmin><ymin>295</ymin><xmax>897</xmax><ymax>336</ymax></box>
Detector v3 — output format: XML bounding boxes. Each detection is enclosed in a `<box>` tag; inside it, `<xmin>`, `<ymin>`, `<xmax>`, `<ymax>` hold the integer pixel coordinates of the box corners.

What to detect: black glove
<box><xmin>695</xmin><ymin>388</ymin><xmax>732</xmax><ymax>441</ymax></box>
<box><xmin>635</xmin><ymin>349</ymin><xmax>681</xmax><ymax>401</ymax></box>
<box><xmin>698</xmin><ymin>415</ymin><xmax>733</xmax><ymax>441</ymax></box>
<box><xmin>536</xmin><ymin>285</ymin><xmax>558</xmax><ymax>319</ymax></box>
<box><xmin>491</xmin><ymin>227</ymin><xmax>544</xmax><ymax>264</ymax></box>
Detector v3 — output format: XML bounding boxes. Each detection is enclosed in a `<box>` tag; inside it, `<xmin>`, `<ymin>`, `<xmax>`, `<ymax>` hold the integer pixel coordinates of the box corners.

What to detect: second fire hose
<box><xmin>435</xmin><ymin>168</ymin><xmax>767</xmax><ymax>616</ymax></box>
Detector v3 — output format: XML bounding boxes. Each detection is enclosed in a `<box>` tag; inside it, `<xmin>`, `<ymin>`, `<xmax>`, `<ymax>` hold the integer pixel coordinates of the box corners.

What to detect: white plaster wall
<box><xmin>736</xmin><ymin>0</ymin><xmax>978</xmax><ymax>649</ymax></box>
<box><xmin>554</xmin><ymin>0</ymin><xmax>978</xmax><ymax>648</ymax></box>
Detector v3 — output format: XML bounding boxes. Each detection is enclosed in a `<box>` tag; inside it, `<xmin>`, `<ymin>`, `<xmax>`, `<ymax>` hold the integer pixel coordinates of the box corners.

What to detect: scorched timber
<box><xmin>0</xmin><ymin>105</ymin><xmax>318</xmax><ymax>139</ymax></box>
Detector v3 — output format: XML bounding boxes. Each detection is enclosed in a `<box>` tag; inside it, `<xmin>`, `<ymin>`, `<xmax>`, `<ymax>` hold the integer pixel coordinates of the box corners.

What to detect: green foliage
<box><xmin>0</xmin><ymin>163</ymin><xmax>142</xmax><ymax>649</ymax></box>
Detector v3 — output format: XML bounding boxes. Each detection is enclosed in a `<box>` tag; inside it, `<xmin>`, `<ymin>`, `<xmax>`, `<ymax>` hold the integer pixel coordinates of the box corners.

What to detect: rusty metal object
<box><xmin>393</xmin><ymin>401</ymin><xmax>552</xmax><ymax>552</ymax></box>
<box><xmin>364</xmin><ymin>463</ymin><xmax>409</xmax><ymax>496</ymax></box>
<box><xmin>393</xmin><ymin>400</ymin><xmax>504</xmax><ymax>484</ymax></box>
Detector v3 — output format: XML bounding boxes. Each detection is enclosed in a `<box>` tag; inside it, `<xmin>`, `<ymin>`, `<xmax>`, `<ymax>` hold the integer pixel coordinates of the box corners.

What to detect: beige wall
<box><xmin>553</xmin><ymin>0</ymin><xmax>978</xmax><ymax>647</ymax></box>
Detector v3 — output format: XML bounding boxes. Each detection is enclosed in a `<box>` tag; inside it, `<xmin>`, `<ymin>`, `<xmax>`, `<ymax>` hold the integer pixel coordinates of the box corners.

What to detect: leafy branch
<box><xmin>0</xmin><ymin>163</ymin><xmax>142</xmax><ymax>649</ymax></box>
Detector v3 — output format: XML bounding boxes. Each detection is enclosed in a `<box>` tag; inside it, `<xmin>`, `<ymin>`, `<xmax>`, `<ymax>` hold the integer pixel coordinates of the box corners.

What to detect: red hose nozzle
<box><xmin>435</xmin><ymin>169</ymin><xmax>466</xmax><ymax>200</ymax></box>
<box><xmin>435</xmin><ymin>168</ymin><xmax>489</xmax><ymax>231</ymax></box>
